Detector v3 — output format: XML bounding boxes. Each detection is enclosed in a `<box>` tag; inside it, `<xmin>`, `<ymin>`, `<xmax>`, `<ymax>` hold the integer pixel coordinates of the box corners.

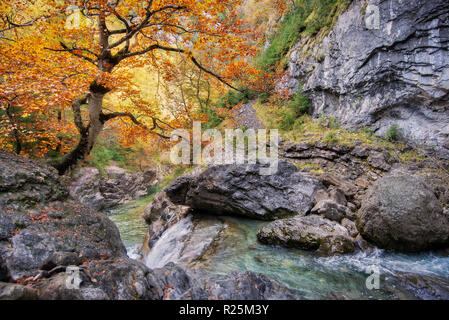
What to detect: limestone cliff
<box><xmin>281</xmin><ymin>0</ymin><xmax>449</xmax><ymax>158</ymax></box>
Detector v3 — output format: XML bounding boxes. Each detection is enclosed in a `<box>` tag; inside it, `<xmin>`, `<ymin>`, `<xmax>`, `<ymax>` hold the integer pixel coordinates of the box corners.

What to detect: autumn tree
<box><xmin>0</xmin><ymin>0</ymin><xmax>261</xmax><ymax>174</ymax></box>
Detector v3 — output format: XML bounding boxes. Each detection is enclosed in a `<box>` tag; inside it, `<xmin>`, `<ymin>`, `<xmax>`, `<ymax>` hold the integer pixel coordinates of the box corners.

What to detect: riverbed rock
<box><xmin>357</xmin><ymin>174</ymin><xmax>449</xmax><ymax>252</ymax></box>
<box><xmin>341</xmin><ymin>218</ymin><xmax>358</xmax><ymax>238</ymax></box>
<box><xmin>164</xmin><ymin>161</ymin><xmax>324</xmax><ymax>220</ymax></box>
<box><xmin>147</xmin><ymin>263</ymin><xmax>296</xmax><ymax>300</ymax></box>
<box><xmin>69</xmin><ymin>166</ymin><xmax>159</xmax><ymax>211</ymax></box>
<box><xmin>385</xmin><ymin>273</ymin><xmax>449</xmax><ymax>300</ymax></box>
<box><xmin>36</xmin><ymin>258</ymin><xmax>154</xmax><ymax>300</ymax></box>
<box><xmin>257</xmin><ymin>215</ymin><xmax>354</xmax><ymax>256</ymax></box>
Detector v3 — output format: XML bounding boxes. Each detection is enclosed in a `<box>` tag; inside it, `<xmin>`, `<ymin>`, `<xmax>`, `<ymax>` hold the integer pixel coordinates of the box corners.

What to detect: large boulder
<box><xmin>164</xmin><ymin>161</ymin><xmax>324</xmax><ymax>220</ymax></box>
<box><xmin>0</xmin><ymin>200</ymin><xmax>126</xmax><ymax>280</ymax></box>
<box><xmin>69</xmin><ymin>166</ymin><xmax>159</xmax><ymax>211</ymax></box>
<box><xmin>257</xmin><ymin>215</ymin><xmax>354</xmax><ymax>256</ymax></box>
<box><xmin>356</xmin><ymin>174</ymin><xmax>449</xmax><ymax>252</ymax></box>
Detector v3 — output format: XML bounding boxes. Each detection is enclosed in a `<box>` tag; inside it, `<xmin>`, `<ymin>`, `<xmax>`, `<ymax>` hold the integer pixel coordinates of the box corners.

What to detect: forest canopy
<box><xmin>0</xmin><ymin>0</ymin><xmax>286</xmax><ymax>173</ymax></box>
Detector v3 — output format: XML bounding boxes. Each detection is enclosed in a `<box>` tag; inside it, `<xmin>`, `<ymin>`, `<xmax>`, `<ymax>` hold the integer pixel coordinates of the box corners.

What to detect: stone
<box><xmin>0</xmin><ymin>282</ymin><xmax>38</xmax><ymax>300</ymax></box>
<box><xmin>328</xmin><ymin>187</ymin><xmax>347</xmax><ymax>206</ymax></box>
<box><xmin>164</xmin><ymin>161</ymin><xmax>324</xmax><ymax>220</ymax></box>
<box><xmin>257</xmin><ymin>215</ymin><xmax>354</xmax><ymax>256</ymax></box>
<box><xmin>0</xmin><ymin>150</ymin><xmax>67</xmax><ymax>207</ymax></box>
<box><xmin>69</xmin><ymin>166</ymin><xmax>159</xmax><ymax>211</ymax></box>
<box><xmin>313</xmin><ymin>189</ymin><xmax>330</xmax><ymax>205</ymax></box>
<box><xmin>341</xmin><ymin>218</ymin><xmax>358</xmax><ymax>238</ymax></box>
<box><xmin>357</xmin><ymin>174</ymin><xmax>449</xmax><ymax>252</ymax></box>
<box><xmin>385</xmin><ymin>273</ymin><xmax>449</xmax><ymax>300</ymax></box>
<box><xmin>318</xmin><ymin>173</ymin><xmax>358</xmax><ymax>198</ymax></box>
<box><xmin>146</xmin><ymin>263</ymin><xmax>296</xmax><ymax>300</ymax></box>
<box><xmin>368</xmin><ymin>151</ymin><xmax>392</xmax><ymax>171</ymax></box>
<box><xmin>311</xmin><ymin>200</ymin><xmax>348</xmax><ymax>222</ymax></box>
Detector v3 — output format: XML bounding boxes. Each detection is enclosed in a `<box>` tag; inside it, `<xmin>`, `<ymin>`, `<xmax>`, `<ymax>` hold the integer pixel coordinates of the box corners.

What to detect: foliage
<box><xmin>258</xmin><ymin>0</ymin><xmax>351</xmax><ymax>73</ymax></box>
<box><xmin>385</xmin><ymin>125</ymin><xmax>402</xmax><ymax>142</ymax></box>
<box><xmin>0</xmin><ymin>0</ymin><xmax>262</xmax><ymax>169</ymax></box>
<box><xmin>88</xmin><ymin>136</ymin><xmax>130</xmax><ymax>175</ymax></box>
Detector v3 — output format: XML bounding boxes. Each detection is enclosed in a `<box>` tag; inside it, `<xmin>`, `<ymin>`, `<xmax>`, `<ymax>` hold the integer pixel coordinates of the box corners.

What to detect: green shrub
<box><xmin>385</xmin><ymin>125</ymin><xmax>402</xmax><ymax>142</ymax></box>
<box><xmin>287</xmin><ymin>89</ymin><xmax>311</xmax><ymax>117</ymax></box>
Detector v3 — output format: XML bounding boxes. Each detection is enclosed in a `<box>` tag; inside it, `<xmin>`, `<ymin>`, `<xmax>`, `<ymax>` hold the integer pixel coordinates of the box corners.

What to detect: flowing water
<box><xmin>106</xmin><ymin>196</ymin><xmax>150</xmax><ymax>260</ymax></box>
<box><xmin>109</xmin><ymin>200</ymin><xmax>449</xmax><ymax>300</ymax></box>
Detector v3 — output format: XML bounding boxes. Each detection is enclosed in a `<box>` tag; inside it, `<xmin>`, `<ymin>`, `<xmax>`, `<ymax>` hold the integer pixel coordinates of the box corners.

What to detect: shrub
<box><xmin>385</xmin><ymin>125</ymin><xmax>402</xmax><ymax>142</ymax></box>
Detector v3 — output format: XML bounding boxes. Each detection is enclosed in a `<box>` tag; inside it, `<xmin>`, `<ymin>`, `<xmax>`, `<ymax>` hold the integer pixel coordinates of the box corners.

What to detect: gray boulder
<box><xmin>0</xmin><ymin>201</ymin><xmax>126</xmax><ymax>280</ymax></box>
<box><xmin>257</xmin><ymin>215</ymin><xmax>354</xmax><ymax>256</ymax></box>
<box><xmin>357</xmin><ymin>174</ymin><xmax>449</xmax><ymax>252</ymax></box>
<box><xmin>69</xmin><ymin>166</ymin><xmax>159</xmax><ymax>211</ymax></box>
<box><xmin>164</xmin><ymin>161</ymin><xmax>324</xmax><ymax>220</ymax></box>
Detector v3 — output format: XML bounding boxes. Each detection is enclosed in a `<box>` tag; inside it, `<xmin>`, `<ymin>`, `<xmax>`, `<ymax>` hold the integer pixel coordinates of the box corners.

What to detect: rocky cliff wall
<box><xmin>282</xmin><ymin>0</ymin><xmax>449</xmax><ymax>158</ymax></box>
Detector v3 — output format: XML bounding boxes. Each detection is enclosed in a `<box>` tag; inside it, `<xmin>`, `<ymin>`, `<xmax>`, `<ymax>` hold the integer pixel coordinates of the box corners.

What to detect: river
<box><xmin>108</xmin><ymin>199</ymin><xmax>449</xmax><ymax>300</ymax></box>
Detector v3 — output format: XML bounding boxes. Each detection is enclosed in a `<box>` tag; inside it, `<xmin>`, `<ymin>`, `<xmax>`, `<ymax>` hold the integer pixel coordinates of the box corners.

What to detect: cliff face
<box><xmin>283</xmin><ymin>0</ymin><xmax>449</xmax><ymax>158</ymax></box>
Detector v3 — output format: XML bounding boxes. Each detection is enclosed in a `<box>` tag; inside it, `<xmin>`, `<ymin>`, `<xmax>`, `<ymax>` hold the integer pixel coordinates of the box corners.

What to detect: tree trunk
<box><xmin>55</xmin><ymin>91</ymin><xmax>105</xmax><ymax>175</ymax></box>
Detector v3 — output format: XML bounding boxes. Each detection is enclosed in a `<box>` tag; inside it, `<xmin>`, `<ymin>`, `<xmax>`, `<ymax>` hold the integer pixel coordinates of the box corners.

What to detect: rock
<box><xmin>69</xmin><ymin>166</ymin><xmax>159</xmax><ymax>211</ymax></box>
<box><xmin>353</xmin><ymin>235</ymin><xmax>375</xmax><ymax>253</ymax></box>
<box><xmin>341</xmin><ymin>218</ymin><xmax>358</xmax><ymax>238</ymax></box>
<box><xmin>328</xmin><ymin>187</ymin><xmax>347</xmax><ymax>206</ymax></box>
<box><xmin>283</xmin><ymin>0</ymin><xmax>449</xmax><ymax>160</ymax></box>
<box><xmin>310</xmin><ymin>200</ymin><xmax>348</xmax><ymax>222</ymax></box>
<box><xmin>147</xmin><ymin>263</ymin><xmax>295</xmax><ymax>300</ymax></box>
<box><xmin>0</xmin><ymin>282</ymin><xmax>38</xmax><ymax>300</ymax></box>
<box><xmin>142</xmin><ymin>192</ymin><xmax>191</xmax><ymax>250</ymax></box>
<box><xmin>368</xmin><ymin>151</ymin><xmax>392</xmax><ymax>171</ymax></box>
<box><xmin>385</xmin><ymin>273</ymin><xmax>449</xmax><ymax>300</ymax></box>
<box><xmin>37</xmin><ymin>258</ymin><xmax>153</xmax><ymax>300</ymax></box>
<box><xmin>0</xmin><ymin>150</ymin><xmax>67</xmax><ymax>207</ymax></box>
<box><xmin>165</xmin><ymin>161</ymin><xmax>324</xmax><ymax>220</ymax></box>
<box><xmin>0</xmin><ymin>256</ymin><xmax>9</xmax><ymax>282</ymax></box>
<box><xmin>351</xmin><ymin>146</ymin><xmax>370</xmax><ymax>158</ymax></box>
<box><xmin>318</xmin><ymin>173</ymin><xmax>358</xmax><ymax>198</ymax></box>
<box><xmin>1</xmin><ymin>201</ymin><xmax>126</xmax><ymax>280</ymax></box>
<box><xmin>357</xmin><ymin>174</ymin><xmax>449</xmax><ymax>252</ymax></box>
<box><xmin>313</xmin><ymin>189</ymin><xmax>330</xmax><ymax>205</ymax></box>
<box><xmin>316</xmin><ymin>235</ymin><xmax>356</xmax><ymax>256</ymax></box>
<box><xmin>257</xmin><ymin>215</ymin><xmax>354</xmax><ymax>256</ymax></box>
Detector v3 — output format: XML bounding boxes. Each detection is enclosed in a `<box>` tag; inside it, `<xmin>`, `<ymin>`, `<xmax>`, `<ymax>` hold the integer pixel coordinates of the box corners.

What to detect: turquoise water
<box><xmin>109</xmin><ymin>201</ymin><xmax>449</xmax><ymax>300</ymax></box>
<box><xmin>106</xmin><ymin>197</ymin><xmax>150</xmax><ymax>259</ymax></box>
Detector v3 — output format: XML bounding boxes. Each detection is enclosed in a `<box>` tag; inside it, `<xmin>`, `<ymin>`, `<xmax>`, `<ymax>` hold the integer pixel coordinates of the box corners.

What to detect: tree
<box><xmin>0</xmin><ymin>0</ymin><xmax>260</xmax><ymax>174</ymax></box>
